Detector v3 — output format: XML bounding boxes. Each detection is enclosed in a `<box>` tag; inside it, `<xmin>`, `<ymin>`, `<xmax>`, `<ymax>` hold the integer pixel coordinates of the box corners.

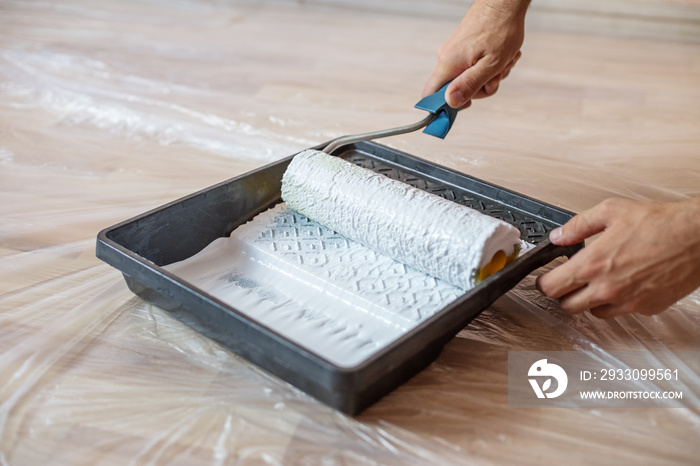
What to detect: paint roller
<box><xmin>281</xmin><ymin>85</ymin><xmax>522</xmax><ymax>289</ymax></box>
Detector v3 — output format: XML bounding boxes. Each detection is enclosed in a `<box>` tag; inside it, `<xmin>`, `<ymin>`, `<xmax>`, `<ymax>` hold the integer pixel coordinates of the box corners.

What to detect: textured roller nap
<box><xmin>281</xmin><ymin>149</ymin><xmax>522</xmax><ymax>289</ymax></box>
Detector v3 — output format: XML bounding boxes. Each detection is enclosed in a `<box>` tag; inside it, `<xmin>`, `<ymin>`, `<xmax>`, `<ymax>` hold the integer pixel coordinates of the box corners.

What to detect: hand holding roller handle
<box><xmin>422</xmin><ymin>0</ymin><xmax>529</xmax><ymax>109</ymax></box>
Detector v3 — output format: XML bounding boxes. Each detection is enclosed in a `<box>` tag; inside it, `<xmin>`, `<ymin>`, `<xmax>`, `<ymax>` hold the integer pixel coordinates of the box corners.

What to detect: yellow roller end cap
<box><xmin>479</xmin><ymin>250</ymin><xmax>508</xmax><ymax>282</ymax></box>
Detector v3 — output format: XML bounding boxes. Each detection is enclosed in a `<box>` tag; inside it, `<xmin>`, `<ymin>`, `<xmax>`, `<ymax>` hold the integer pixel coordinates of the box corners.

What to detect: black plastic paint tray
<box><xmin>96</xmin><ymin>141</ymin><xmax>582</xmax><ymax>415</ymax></box>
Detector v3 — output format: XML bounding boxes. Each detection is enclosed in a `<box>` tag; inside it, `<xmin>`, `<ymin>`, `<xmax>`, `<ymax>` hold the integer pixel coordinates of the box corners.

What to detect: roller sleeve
<box><xmin>281</xmin><ymin>150</ymin><xmax>522</xmax><ymax>289</ymax></box>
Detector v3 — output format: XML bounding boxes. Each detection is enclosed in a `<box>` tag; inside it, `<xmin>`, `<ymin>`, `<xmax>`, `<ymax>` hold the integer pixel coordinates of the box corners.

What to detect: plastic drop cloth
<box><xmin>1</xmin><ymin>1</ymin><xmax>699</xmax><ymax>464</ymax></box>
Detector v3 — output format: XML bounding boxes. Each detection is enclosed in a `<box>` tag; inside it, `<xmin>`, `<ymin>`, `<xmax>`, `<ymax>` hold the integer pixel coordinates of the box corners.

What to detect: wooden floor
<box><xmin>1</xmin><ymin>1</ymin><xmax>699</xmax><ymax>464</ymax></box>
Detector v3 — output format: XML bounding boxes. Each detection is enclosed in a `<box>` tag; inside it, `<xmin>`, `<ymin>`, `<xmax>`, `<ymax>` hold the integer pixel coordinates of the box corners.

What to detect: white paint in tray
<box><xmin>166</xmin><ymin>204</ymin><xmax>464</xmax><ymax>367</ymax></box>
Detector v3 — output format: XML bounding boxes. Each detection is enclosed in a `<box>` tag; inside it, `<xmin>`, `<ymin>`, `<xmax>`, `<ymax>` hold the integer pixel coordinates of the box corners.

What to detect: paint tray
<box><xmin>96</xmin><ymin>141</ymin><xmax>582</xmax><ymax>415</ymax></box>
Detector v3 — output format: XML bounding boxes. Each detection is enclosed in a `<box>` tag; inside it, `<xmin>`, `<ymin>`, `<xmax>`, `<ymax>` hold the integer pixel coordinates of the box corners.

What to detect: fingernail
<box><xmin>448</xmin><ymin>89</ymin><xmax>464</xmax><ymax>108</ymax></box>
<box><xmin>550</xmin><ymin>227</ymin><xmax>562</xmax><ymax>243</ymax></box>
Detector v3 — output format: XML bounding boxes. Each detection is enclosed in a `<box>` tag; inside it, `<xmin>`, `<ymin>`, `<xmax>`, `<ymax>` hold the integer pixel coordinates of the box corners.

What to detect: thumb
<box><xmin>550</xmin><ymin>205</ymin><xmax>609</xmax><ymax>246</ymax></box>
<box><xmin>445</xmin><ymin>60</ymin><xmax>495</xmax><ymax>108</ymax></box>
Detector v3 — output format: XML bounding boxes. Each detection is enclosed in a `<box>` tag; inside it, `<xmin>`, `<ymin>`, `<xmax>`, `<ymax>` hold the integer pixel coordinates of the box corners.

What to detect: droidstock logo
<box><xmin>528</xmin><ymin>359</ymin><xmax>568</xmax><ymax>399</ymax></box>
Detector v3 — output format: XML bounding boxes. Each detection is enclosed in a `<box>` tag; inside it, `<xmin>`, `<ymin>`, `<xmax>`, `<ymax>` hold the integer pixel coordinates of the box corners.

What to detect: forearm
<box><xmin>423</xmin><ymin>0</ymin><xmax>530</xmax><ymax>107</ymax></box>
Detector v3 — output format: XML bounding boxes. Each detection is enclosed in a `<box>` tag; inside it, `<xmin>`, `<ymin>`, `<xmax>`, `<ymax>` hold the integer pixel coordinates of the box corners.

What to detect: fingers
<box><xmin>422</xmin><ymin>50</ymin><xmax>523</xmax><ymax>106</ymax></box>
<box><xmin>537</xmin><ymin>269</ymin><xmax>623</xmax><ymax>319</ymax></box>
<box><xmin>422</xmin><ymin>65</ymin><xmax>455</xmax><ymax>98</ymax></box>
<box><xmin>471</xmin><ymin>50</ymin><xmax>522</xmax><ymax>99</ymax></box>
<box><xmin>537</xmin><ymin>256</ymin><xmax>619</xmax><ymax>317</ymax></box>
<box><xmin>536</xmin><ymin>254</ymin><xmax>588</xmax><ymax>299</ymax></box>
<box><xmin>549</xmin><ymin>203</ymin><xmax>611</xmax><ymax>246</ymax></box>
<box><xmin>472</xmin><ymin>74</ymin><xmax>502</xmax><ymax>100</ymax></box>
<box><xmin>538</xmin><ymin>201</ymin><xmax>620</xmax><ymax>299</ymax></box>
<box><xmin>425</xmin><ymin>68</ymin><xmax>501</xmax><ymax>104</ymax></box>
<box><xmin>445</xmin><ymin>60</ymin><xmax>498</xmax><ymax>108</ymax></box>
<box><xmin>501</xmin><ymin>51</ymin><xmax>521</xmax><ymax>80</ymax></box>
<box><xmin>557</xmin><ymin>283</ymin><xmax>613</xmax><ymax>314</ymax></box>
<box><xmin>537</xmin><ymin>272</ymin><xmax>624</xmax><ymax>319</ymax></box>
<box><xmin>484</xmin><ymin>74</ymin><xmax>501</xmax><ymax>96</ymax></box>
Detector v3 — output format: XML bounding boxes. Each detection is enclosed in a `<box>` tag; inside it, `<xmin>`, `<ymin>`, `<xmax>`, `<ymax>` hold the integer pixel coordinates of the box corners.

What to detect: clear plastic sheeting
<box><xmin>1</xmin><ymin>1</ymin><xmax>699</xmax><ymax>464</ymax></box>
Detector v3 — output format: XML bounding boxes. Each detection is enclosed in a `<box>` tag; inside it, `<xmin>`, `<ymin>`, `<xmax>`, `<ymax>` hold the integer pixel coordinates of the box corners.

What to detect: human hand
<box><xmin>422</xmin><ymin>0</ymin><xmax>530</xmax><ymax>109</ymax></box>
<box><xmin>536</xmin><ymin>198</ymin><xmax>700</xmax><ymax>318</ymax></box>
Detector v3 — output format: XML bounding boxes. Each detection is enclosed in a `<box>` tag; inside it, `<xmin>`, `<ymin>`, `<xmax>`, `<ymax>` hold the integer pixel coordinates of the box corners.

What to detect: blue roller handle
<box><xmin>414</xmin><ymin>82</ymin><xmax>459</xmax><ymax>139</ymax></box>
